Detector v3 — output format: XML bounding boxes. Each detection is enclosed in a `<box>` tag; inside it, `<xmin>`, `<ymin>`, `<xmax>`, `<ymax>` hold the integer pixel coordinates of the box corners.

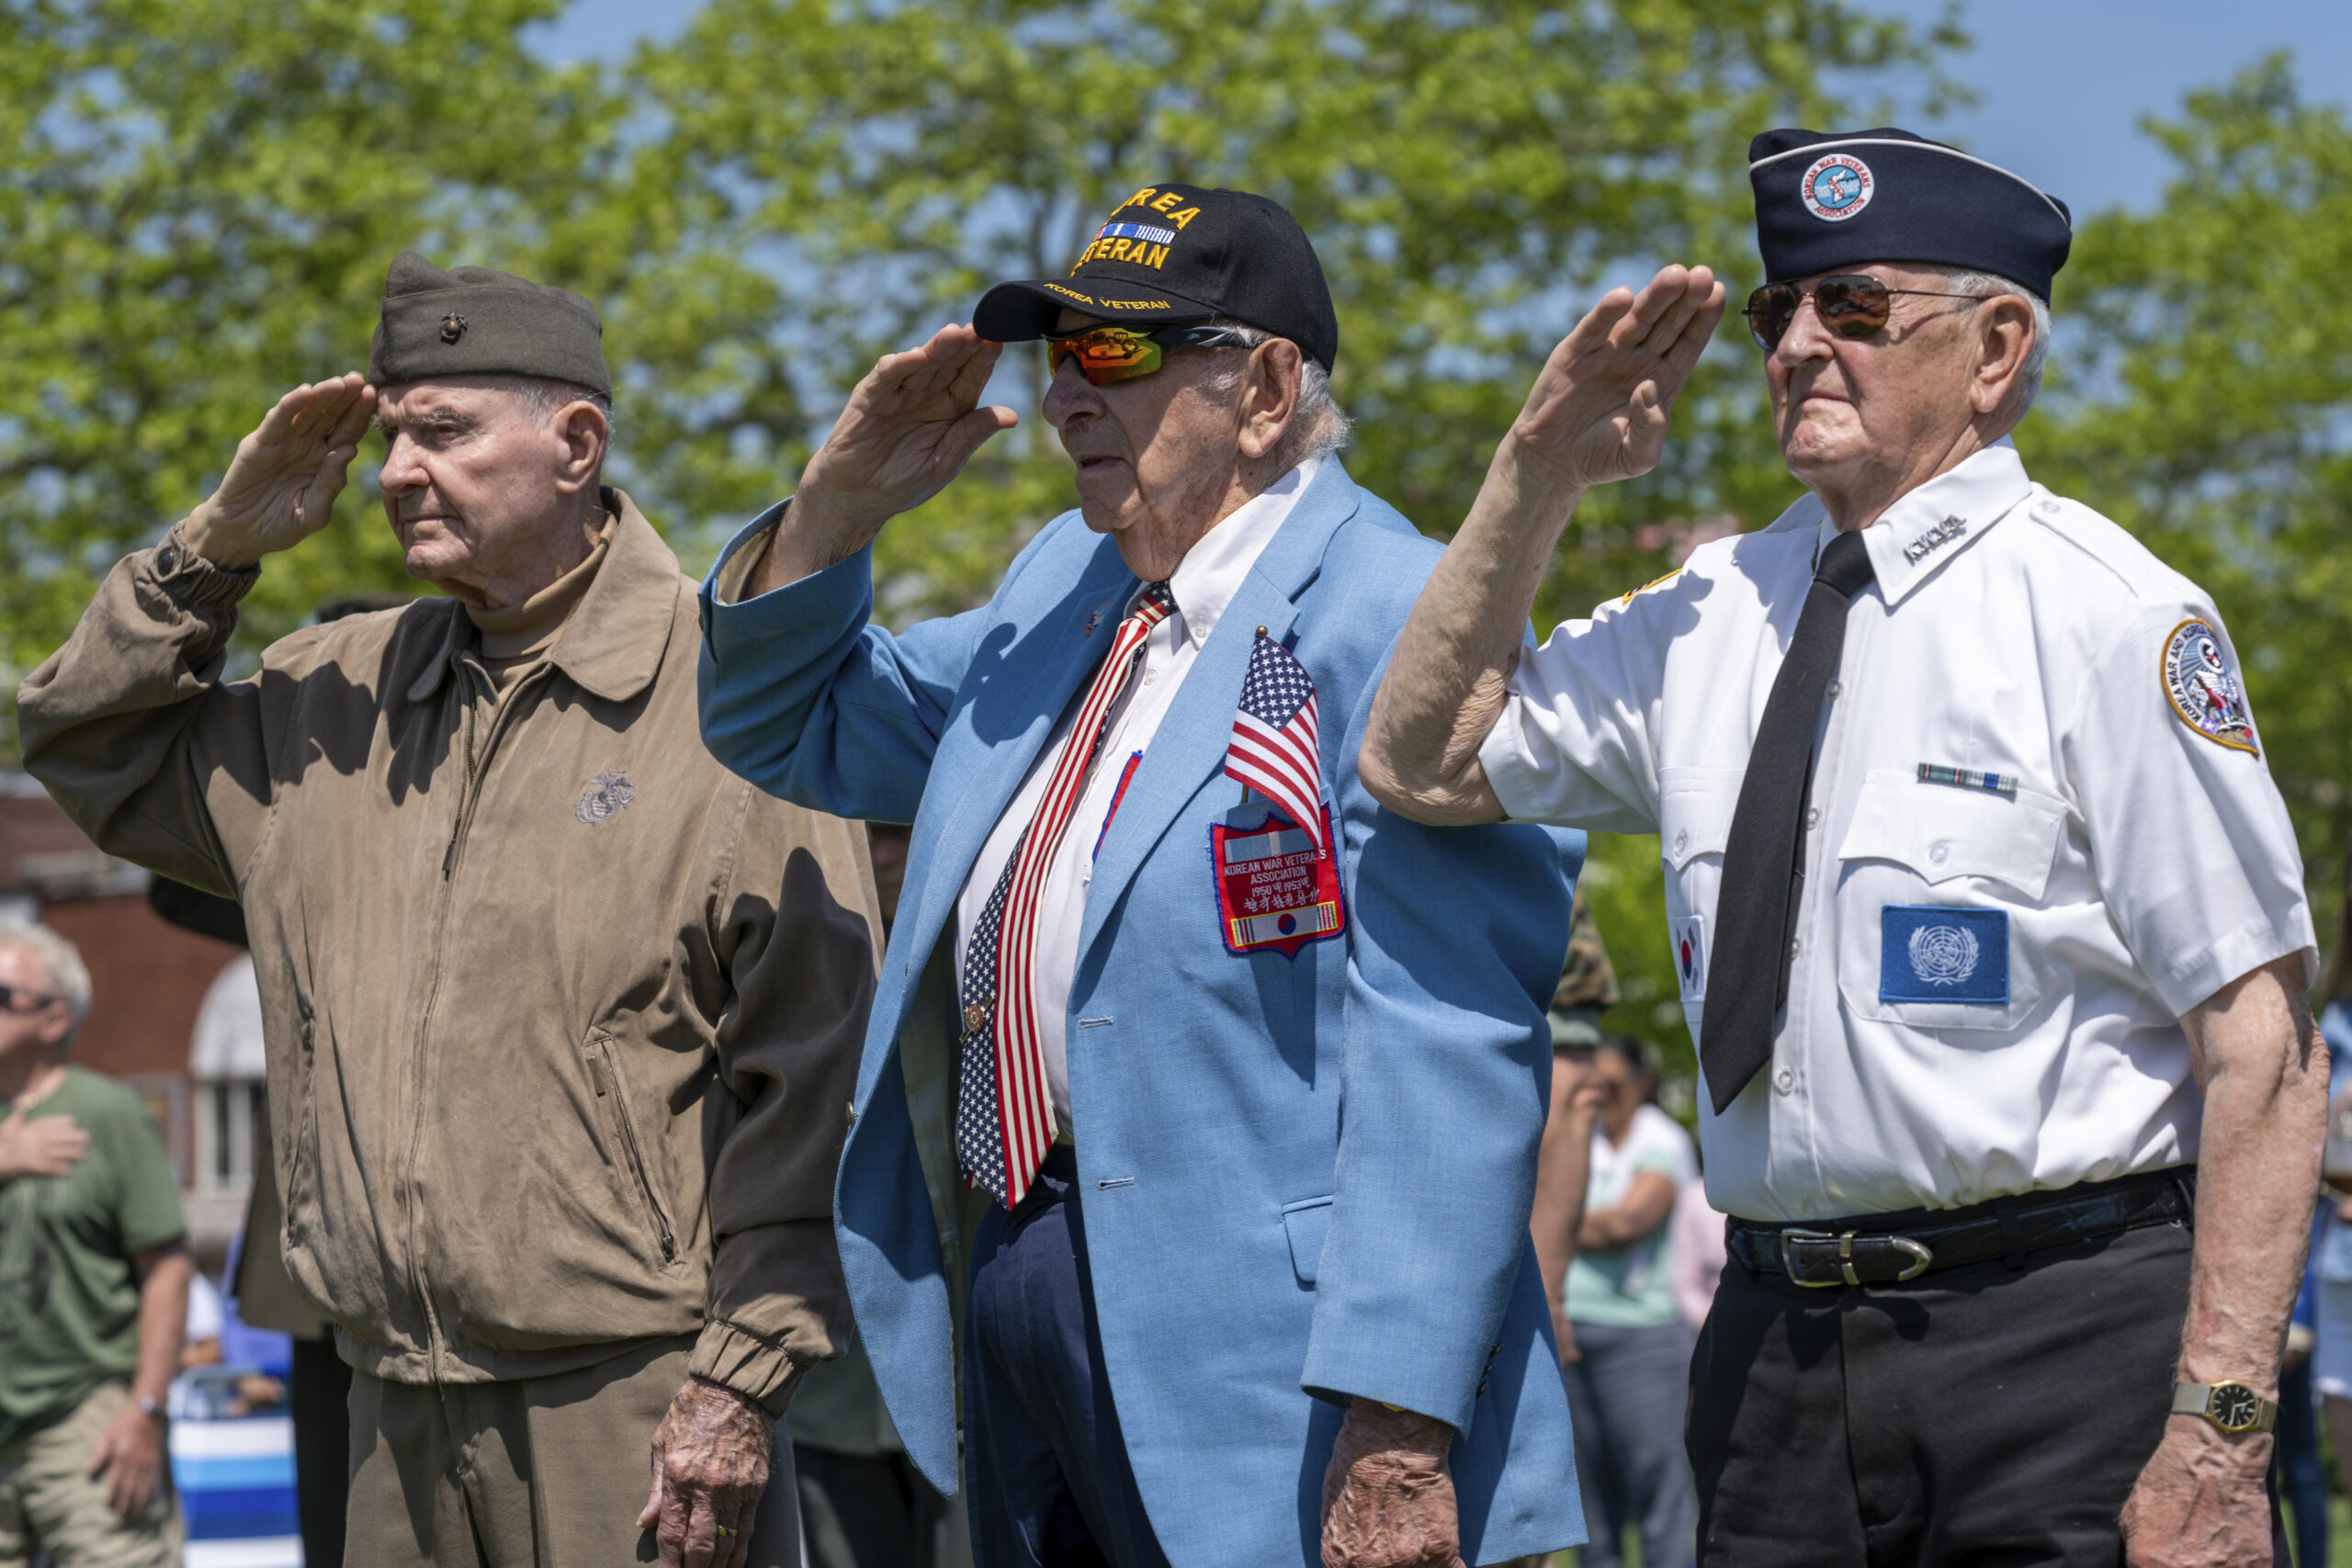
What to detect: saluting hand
<box><xmin>752</xmin><ymin>324</ymin><xmax>1019</xmax><ymax>593</ymax></box>
<box><xmin>1505</xmin><ymin>264</ymin><xmax>1725</xmax><ymax>495</ymax></box>
<box><xmin>180</xmin><ymin>373</ymin><xmax>378</xmax><ymax>570</ymax></box>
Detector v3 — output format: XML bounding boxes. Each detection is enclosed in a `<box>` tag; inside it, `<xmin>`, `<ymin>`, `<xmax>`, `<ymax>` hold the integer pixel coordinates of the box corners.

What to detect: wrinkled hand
<box><xmin>1321</xmin><ymin>1400</ymin><xmax>1465</xmax><ymax>1568</ymax></box>
<box><xmin>181</xmin><ymin>373</ymin><xmax>377</xmax><ymax>569</ymax></box>
<box><xmin>639</xmin><ymin>1378</ymin><xmax>771</xmax><ymax>1568</ymax></box>
<box><xmin>1504</xmin><ymin>265</ymin><xmax>1724</xmax><ymax>494</ymax></box>
<box><xmin>782</xmin><ymin>323</ymin><xmax>1019</xmax><ymax>572</ymax></box>
<box><xmin>0</xmin><ymin>1109</ymin><xmax>89</xmax><ymax>1180</ymax></box>
<box><xmin>87</xmin><ymin>1398</ymin><xmax>165</xmax><ymax>1522</ymax></box>
<box><xmin>2118</xmin><ymin>1418</ymin><xmax>2274</xmax><ymax>1567</ymax></box>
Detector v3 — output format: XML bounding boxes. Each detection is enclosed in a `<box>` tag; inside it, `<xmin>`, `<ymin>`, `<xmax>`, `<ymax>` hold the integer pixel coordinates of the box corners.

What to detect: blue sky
<box><xmin>528</xmin><ymin>0</ymin><xmax>2352</xmax><ymax>219</ymax></box>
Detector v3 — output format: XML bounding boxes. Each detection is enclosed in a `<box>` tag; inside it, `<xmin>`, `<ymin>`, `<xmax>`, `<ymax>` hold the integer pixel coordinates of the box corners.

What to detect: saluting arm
<box><xmin>17</xmin><ymin>377</ymin><xmax>375</xmax><ymax>896</ymax></box>
<box><xmin>698</xmin><ymin>325</ymin><xmax>1020</xmax><ymax>821</ymax></box>
<box><xmin>1361</xmin><ymin>265</ymin><xmax>1724</xmax><ymax>827</ymax></box>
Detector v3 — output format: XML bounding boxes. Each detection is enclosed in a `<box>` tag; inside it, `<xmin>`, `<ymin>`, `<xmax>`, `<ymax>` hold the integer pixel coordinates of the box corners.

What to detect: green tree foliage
<box><xmin>2030</xmin><ymin>56</ymin><xmax>2352</xmax><ymax>955</ymax></box>
<box><xmin>627</xmin><ymin>0</ymin><xmax>1950</xmax><ymax>627</ymax></box>
<box><xmin>0</xmin><ymin>0</ymin><xmax>623</xmax><ymax>668</ymax></box>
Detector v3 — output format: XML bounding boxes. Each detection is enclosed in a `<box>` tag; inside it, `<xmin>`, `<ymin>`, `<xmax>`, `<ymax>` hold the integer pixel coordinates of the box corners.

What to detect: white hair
<box><xmin>1194</xmin><ymin>321</ymin><xmax>1353</xmax><ymax>470</ymax></box>
<box><xmin>479</xmin><ymin>376</ymin><xmax>616</xmax><ymax>476</ymax></box>
<box><xmin>1939</xmin><ymin>267</ymin><xmax>2052</xmax><ymax>419</ymax></box>
<box><xmin>0</xmin><ymin>919</ymin><xmax>93</xmax><ymax>1039</ymax></box>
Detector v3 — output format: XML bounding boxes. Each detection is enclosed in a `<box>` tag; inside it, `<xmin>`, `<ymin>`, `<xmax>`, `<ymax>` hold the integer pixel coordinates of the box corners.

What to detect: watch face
<box><xmin>2211</xmin><ymin>1383</ymin><xmax>2261</xmax><ymax>1433</ymax></box>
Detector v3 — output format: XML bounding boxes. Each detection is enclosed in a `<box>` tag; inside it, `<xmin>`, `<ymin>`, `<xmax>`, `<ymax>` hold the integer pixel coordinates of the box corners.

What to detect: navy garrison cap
<box><xmin>1749</xmin><ymin>128</ymin><xmax>2073</xmax><ymax>300</ymax></box>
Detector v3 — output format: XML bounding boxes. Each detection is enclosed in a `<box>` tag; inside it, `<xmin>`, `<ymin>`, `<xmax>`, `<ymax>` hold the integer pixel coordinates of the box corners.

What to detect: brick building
<box><xmin>2</xmin><ymin>771</ymin><xmax>253</xmax><ymax>1257</ymax></box>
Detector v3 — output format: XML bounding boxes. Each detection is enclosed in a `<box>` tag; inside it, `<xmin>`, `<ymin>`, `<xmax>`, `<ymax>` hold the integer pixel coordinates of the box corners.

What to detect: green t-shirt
<box><xmin>0</xmin><ymin>1066</ymin><xmax>187</xmax><ymax>1449</ymax></box>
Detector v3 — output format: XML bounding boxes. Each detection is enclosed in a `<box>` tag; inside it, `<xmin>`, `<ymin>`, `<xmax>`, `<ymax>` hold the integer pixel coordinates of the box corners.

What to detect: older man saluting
<box><xmin>1362</xmin><ymin>129</ymin><xmax>2322</xmax><ymax>1567</ymax></box>
<box><xmin>699</xmin><ymin>184</ymin><xmax>1584</xmax><ymax>1566</ymax></box>
<box><xmin>19</xmin><ymin>254</ymin><xmax>880</xmax><ymax>1568</ymax></box>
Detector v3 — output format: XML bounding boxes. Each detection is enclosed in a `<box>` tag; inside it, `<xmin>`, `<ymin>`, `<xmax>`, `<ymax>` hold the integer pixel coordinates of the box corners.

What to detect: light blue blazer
<box><xmin>697</xmin><ymin>461</ymin><xmax>1586</xmax><ymax>1566</ymax></box>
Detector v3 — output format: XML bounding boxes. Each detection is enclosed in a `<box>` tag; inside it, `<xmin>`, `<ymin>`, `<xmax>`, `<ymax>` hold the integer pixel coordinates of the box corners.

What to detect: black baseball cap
<box><xmin>973</xmin><ymin>182</ymin><xmax>1340</xmax><ymax>371</ymax></box>
<box><xmin>1749</xmin><ymin>128</ymin><xmax>2073</xmax><ymax>299</ymax></box>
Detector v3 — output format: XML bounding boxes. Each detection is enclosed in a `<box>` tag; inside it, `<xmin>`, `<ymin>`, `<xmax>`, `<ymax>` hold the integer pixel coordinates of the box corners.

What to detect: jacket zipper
<box><xmin>592</xmin><ymin>1039</ymin><xmax>679</xmax><ymax>1264</ymax></box>
<box><xmin>398</xmin><ymin>661</ymin><xmax>560</xmax><ymax>1364</ymax></box>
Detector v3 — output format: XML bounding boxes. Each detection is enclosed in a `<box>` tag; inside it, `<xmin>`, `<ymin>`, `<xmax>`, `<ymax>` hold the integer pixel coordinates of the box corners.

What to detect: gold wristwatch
<box><xmin>2171</xmin><ymin>1382</ymin><xmax>2278</xmax><ymax>1436</ymax></box>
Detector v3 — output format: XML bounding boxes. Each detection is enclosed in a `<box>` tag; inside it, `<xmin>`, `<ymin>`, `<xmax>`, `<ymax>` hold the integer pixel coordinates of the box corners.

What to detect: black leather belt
<box><xmin>1726</xmin><ymin>1167</ymin><xmax>2195</xmax><ymax>1289</ymax></box>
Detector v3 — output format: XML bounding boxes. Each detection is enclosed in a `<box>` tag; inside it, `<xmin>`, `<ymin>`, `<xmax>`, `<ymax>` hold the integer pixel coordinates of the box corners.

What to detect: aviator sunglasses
<box><xmin>1045</xmin><ymin>323</ymin><xmax>1255</xmax><ymax>386</ymax></box>
<box><xmin>1744</xmin><ymin>275</ymin><xmax>1993</xmax><ymax>351</ymax></box>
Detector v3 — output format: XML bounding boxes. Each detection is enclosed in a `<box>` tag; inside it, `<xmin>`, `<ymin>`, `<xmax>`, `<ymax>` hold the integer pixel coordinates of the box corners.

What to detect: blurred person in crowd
<box><xmin>789</xmin><ymin>823</ymin><xmax>967</xmax><ymax>1568</ymax></box>
<box><xmin>1561</xmin><ymin>1038</ymin><xmax>1698</xmax><ymax>1568</ymax></box>
<box><xmin>19</xmin><ymin>253</ymin><xmax>882</xmax><ymax>1568</ymax></box>
<box><xmin>700</xmin><ymin>181</ymin><xmax>1584</xmax><ymax>1565</ymax></box>
<box><xmin>1668</xmin><ymin>1173</ymin><xmax>1726</xmax><ymax>1337</ymax></box>
<box><xmin>0</xmin><ymin>920</ymin><xmax>192</xmax><ymax>1568</ymax></box>
<box><xmin>1532</xmin><ymin>894</ymin><xmax>1623</xmax><ymax>1369</ymax></box>
<box><xmin>2276</xmin><ymin>1199</ymin><xmax>2326</xmax><ymax>1566</ymax></box>
<box><xmin>2312</xmin><ymin>850</ymin><xmax>2352</xmax><ymax>1517</ymax></box>
<box><xmin>1364</xmin><ymin>124</ymin><xmax>2321</xmax><ymax>1566</ymax></box>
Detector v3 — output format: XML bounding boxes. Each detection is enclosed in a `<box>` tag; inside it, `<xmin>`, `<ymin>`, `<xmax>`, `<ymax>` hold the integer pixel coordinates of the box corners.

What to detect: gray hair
<box><xmin>0</xmin><ymin>919</ymin><xmax>93</xmax><ymax>1039</ymax></box>
<box><xmin>1194</xmin><ymin>321</ymin><xmax>1353</xmax><ymax>471</ymax></box>
<box><xmin>1938</xmin><ymin>268</ymin><xmax>2052</xmax><ymax>420</ymax></box>
<box><xmin>481</xmin><ymin>376</ymin><xmax>616</xmax><ymax>473</ymax></box>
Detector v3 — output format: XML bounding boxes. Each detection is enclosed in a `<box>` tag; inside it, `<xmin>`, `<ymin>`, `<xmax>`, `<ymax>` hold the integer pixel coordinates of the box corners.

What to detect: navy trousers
<box><xmin>963</xmin><ymin>1145</ymin><xmax>1170</xmax><ymax>1568</ymax></box>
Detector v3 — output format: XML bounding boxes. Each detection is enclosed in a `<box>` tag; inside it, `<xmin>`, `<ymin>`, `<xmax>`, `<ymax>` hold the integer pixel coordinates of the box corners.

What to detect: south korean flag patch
<box><xmin>1671</xmin><ymin>916</ymin><xmax>1706</xmax><ymax>1002</ymax></box>
<box><xmin>2162</xmin><ymin>618</ymin><xmax>2259</xmax><ymax>755</ymax></box>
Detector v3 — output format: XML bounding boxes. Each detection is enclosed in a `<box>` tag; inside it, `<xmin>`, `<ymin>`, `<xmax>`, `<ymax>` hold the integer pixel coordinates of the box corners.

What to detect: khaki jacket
<box><xmin>18</xmin><ymin>494</ymin><xmax>877</xmax><ymax>1410</ymax></box>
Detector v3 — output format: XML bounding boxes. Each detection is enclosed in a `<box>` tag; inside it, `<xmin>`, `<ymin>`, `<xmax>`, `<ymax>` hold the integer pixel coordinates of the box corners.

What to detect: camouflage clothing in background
<box><xmin>1550</xmin><ymin>891</ymin><xmax>1620</xmax><ymax>1046</ymax></box>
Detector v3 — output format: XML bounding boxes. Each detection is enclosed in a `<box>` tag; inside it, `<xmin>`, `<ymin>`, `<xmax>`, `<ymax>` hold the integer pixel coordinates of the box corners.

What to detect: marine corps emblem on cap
<box><xmin>1800</xmin><ymin>153</ymin><xmax>1874</xmax><ymax>222</ymax></box>
<box><xmin>439</xmin><ymin>312</ymin><xmax>467</xmax><ymax>344</ymax></box>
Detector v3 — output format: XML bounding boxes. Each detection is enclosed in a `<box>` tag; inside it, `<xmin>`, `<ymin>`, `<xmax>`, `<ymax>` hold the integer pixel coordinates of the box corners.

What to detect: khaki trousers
<box><xmin>347</xmin><ymin>1336</ymin><xmax>800</xmax><ymax>1568</ymax></box>
<box><xmin>0</xmin><ymin>1382</ymin><xmax>183</xmax><ymax>1568</ymax></box>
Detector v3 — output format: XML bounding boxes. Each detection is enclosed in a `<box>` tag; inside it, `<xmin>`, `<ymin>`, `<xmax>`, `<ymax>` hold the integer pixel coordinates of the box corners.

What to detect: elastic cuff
<box><xmin>687</xmin><ymin>1319</ymin><xmax>810</xmax><ymax>1418</ymax></box>
<box><xmin>150</xmin><ymin>522</ymin><xmax>262</xmax><ymax>610</ymax></box>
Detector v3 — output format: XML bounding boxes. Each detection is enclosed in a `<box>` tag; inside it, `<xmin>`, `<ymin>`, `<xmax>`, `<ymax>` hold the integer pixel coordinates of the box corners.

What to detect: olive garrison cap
<box><xmin>368</xmin><ymin>251</ymin><xmax>611</xmax><ymax>397</ymax></box>
<box><xmin>1749</xmin><ymin>128</ymin><xmax>2073</xmax><ymax>299</ymax></box>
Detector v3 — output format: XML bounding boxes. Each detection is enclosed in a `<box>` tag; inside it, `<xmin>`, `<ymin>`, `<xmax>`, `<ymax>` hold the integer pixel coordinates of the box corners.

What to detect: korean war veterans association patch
<box><xmin>1880</xmin><ymin>906</ymin><xmax>2008</xmax><ymax>1005</ymax></box>
<box><xmin>2162</xmin><ymin>618</ymin><xmax>2259</xmax><ymax>755</ymax></box>
<box><xmin>1210</xmin><ymin>805</ymin><xmax>1345</xmax><ymax>958</ymax></box>
<box><xmin>1801</xmin><ymin>153</ymin><xmax>1874</xmax><ymax>221</ymax></box>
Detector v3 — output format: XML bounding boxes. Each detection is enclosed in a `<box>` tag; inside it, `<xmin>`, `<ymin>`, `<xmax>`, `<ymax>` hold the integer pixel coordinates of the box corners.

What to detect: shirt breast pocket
<box><xmin>1833</xmin><ymin>772</ymin><xmax>2066</xmax><ymax>1033</ymax></box>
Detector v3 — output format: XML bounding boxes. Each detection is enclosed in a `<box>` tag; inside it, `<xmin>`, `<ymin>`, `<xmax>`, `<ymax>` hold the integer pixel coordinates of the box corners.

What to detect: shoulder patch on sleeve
<box><xmin>1618</xmin><ymin>569</ymin><xmax>1684</xmax><ymax>608</ymax></box>
<box><xmin>2162</xmin><ymin>618</ymin><xmax>2259</xmax><ymax>755</ymax></box>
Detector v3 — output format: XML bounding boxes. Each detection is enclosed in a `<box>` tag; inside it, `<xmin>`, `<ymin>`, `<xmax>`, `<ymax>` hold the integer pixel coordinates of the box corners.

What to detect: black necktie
<box><xmin>1699</xmin><ymin>529</ymin><xmax>1877</xmax><ymax>1115</ymax></box>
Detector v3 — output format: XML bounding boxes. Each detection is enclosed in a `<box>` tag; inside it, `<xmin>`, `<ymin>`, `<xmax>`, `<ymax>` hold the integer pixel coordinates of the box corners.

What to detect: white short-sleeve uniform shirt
<box><xmin>1478</xmin><ymin>442</ymin><xmax>2315</xmax><ymax>1223</ymax></box>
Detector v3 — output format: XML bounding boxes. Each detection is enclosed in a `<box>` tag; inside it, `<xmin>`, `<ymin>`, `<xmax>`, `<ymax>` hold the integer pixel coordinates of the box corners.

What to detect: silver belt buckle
<box><xmin>1780</xmin><ymin>1228</ymin><xmax>1935</xmax><ymax>1288</ymax></box>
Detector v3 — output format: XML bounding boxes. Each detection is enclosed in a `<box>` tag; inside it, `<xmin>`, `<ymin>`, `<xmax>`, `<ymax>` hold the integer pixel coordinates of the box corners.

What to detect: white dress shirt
<box><xmin>956</xmin><ymin>457</ymin><xmax>1321</xmax><ymax>1138</ymax></box>
<box><xmin>1477</xmin><ymin>442</ymin><xmax>2314</xmax><ymax>1222</ymax></box>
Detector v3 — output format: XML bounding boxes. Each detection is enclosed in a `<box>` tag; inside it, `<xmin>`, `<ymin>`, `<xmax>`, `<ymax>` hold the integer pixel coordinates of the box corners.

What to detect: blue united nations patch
<box><xmin>1880</xmin><ymin>906</ymin><xmax>2008</xmax><ymax>1005</ymax></box>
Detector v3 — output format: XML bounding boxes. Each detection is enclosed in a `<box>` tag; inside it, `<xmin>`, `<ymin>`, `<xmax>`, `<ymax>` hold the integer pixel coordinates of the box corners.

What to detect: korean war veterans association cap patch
<box><xmin>973</xmin><ymin>182</ymin><xmax>1340</xmax><ymax>371</ymax></box>
<box><xmin>368</xmin><ymin>251</ymin><xmax>611</xmax><ymax>397</ymax></box>
<box><xmin>1748</xmin><ymin>127</ymin><xmax>2073</xmax><ymax>300</ymax></box>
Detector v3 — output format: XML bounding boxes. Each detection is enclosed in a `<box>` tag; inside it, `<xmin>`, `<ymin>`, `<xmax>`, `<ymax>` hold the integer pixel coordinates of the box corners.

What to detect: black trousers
<box><xmin>796</xmin><ymin>1445</ymin><xmax>953</xmax><ymax>1568</ymax></box>
<box><xmin>1689</xmin><ymin>1213</ymin><xmax>2286</xmax><ymax>1567</ymax></box>
<box><xmin>289</xmin><ymin>1335</ymin><xmax>352</xmax><ymax>1568</ymax></box>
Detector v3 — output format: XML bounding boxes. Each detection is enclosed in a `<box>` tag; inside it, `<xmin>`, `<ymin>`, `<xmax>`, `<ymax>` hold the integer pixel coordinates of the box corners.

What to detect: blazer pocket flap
<box><xmin>1282</xmin><ymin>1195</ymin><xmax>1334</xmax><ymax>1286</ymax></box>
<box><xmin>1837</xmin><ymin>772</ymin><xmax>2065</xmax><ymax>899</ymax></box>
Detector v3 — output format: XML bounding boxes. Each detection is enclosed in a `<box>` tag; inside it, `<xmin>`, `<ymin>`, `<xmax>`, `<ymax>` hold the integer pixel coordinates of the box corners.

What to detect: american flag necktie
<box><xmin>956</xmin><ymin>581</ymin><xmax>1176</xmax><ymax>1208</ymax></box>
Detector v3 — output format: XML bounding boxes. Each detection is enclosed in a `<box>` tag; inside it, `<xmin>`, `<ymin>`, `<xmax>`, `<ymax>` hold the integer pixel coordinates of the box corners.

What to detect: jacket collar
<box><xmin>405</xmin><ymin>489</ymin><xmax>683</xmax><ymax>704</ymax></box>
